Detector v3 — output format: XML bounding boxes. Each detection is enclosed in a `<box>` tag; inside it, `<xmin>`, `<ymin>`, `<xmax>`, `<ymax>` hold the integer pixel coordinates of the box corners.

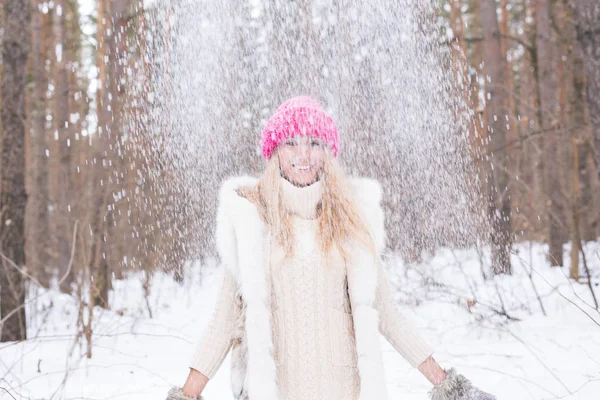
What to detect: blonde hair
<box><xmin>237</xmin><ymin>149</ymin><xmax>376</xmax><ymax>261</ymax></box>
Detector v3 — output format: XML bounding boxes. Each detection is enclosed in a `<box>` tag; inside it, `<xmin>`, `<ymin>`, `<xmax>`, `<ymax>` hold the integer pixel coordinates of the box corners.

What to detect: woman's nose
<box><xmin>297</xmin><ymin>143</ymin><xmax>310</xmax><ymax>157</ymax></box>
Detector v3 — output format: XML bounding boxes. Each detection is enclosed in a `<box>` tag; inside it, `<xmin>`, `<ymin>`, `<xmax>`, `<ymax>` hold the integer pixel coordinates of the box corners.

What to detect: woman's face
<box><xmin>277</xmin><ymin>135</ymin><xmax>325</xmax><ymax>186</ymax></box>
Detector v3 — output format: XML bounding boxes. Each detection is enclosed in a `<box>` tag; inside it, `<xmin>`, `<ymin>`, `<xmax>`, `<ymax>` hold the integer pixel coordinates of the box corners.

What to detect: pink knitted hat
<box><xmin>261</xmin><ymin>96</ymin><xmax>339</xmax><ymax>160</ymax></box>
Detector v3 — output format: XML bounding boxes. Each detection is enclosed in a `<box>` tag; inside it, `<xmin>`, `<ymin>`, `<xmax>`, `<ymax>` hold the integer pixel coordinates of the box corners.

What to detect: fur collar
<box><xmin>218</xmin><ymin>175</ymin><xmax>386</xmax><ymax>249</ymax></box>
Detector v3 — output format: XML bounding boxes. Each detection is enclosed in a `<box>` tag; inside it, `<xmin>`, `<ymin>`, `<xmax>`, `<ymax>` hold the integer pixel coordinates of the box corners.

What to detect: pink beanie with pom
<box><xmin>261</xmin><ymin>96</ymin><xmax>339</xmax><ymax>160</ymax></box>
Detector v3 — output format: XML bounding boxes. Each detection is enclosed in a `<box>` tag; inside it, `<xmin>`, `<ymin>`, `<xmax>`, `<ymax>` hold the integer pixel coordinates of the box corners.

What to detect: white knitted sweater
<box><xmin>189</xmin><ymin>177</ymin><xmax>433</xmax><ymax>400</ymax></box>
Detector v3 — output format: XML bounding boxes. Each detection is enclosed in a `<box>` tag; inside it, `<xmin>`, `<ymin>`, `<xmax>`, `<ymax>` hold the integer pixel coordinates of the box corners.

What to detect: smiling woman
<box><xmin>165</xmin><ymin>96</ymin><xmax>496</xmax><ymax>400</ymax></box>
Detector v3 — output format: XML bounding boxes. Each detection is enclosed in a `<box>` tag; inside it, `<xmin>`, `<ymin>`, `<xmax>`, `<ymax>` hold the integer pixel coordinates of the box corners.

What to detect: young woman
<box><xmin>166</xmin><ymin>97</ymin><xmax>495</xmax><ymax>400</ymax></box>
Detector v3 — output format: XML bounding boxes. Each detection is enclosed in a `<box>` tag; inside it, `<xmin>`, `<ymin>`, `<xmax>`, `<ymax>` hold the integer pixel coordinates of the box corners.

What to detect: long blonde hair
<box><xmin>238</xmin><ymin>149</ymin><xmax>376</xmax><ymax>261</ymax></box>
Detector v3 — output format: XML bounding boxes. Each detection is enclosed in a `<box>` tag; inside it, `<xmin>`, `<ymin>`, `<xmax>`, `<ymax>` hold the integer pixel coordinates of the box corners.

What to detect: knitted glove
<box><xmin>429</xmin><ymin>368</ymin><xmax>496</xmax><ymax>400</ymax></box>
<box><xmin>166</xmin><ymin>386</ymin><xmax>205</xmax><ymax>400</ymax></box>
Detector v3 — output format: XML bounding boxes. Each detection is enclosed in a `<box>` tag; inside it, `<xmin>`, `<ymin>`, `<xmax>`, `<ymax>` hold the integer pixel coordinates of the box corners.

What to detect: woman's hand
<box><xmin>166</xmin><ymin>368</ymin><xmax>209</xmax><ymax>400</ymax></box>
<box><xmin>165</xmin><ymin>368</ymin><xmax>209</xmax><ymax>400</ymax></box>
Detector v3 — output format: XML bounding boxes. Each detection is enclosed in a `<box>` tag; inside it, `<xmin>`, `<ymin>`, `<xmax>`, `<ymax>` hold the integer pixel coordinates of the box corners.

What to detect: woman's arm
<box><xmin>181</xmin><ymin>267</ymin><xmax>241</xmax><ymax>398</ymax></box>
<box><xmin>374</xmin><ymin>262</ymin><xmax>435</xmax><ymax>369</ymax></box>
<box><xmin>373</xmin><ymin>264</ymin><xmax>496</xmax><ymax>399</ymax></box>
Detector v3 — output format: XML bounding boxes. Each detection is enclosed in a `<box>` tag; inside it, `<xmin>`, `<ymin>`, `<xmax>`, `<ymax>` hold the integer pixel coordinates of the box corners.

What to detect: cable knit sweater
<box><xmin>189</xmin><ymin>177</ymin><xmax>434</xmax><ymax>399</ymax></box>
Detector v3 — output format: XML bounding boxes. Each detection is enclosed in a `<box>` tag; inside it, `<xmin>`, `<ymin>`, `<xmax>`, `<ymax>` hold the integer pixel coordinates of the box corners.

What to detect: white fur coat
<box><xmin>216</xmin><ymin>176</ymin><xmax>389</xmax><ymax>400</ymax></box>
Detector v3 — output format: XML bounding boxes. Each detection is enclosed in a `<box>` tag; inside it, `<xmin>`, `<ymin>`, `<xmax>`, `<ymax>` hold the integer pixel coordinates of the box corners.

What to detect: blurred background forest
<box><xmin>0</xmin><ymin>0</ymin><xmax>599</xmax><ymax>354</ymax></box>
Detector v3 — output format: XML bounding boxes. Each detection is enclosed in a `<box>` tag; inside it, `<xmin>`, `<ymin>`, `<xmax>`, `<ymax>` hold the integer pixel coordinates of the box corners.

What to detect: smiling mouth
<box><xmin>292</xmin><ymin>164</ymin><xmax>312</xmax><ymax>171</ymax></box>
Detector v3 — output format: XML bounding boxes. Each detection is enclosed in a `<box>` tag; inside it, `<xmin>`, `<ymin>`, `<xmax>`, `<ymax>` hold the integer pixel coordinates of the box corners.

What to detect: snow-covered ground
<box><xmin>2</xmin><ymin>242</ymin><xmax>599</xmax><ymax>399</ymax></box>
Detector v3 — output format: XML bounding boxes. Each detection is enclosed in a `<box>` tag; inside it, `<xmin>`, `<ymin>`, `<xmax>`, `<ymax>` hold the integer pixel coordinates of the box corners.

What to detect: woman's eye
<box><xmin>285</xmin><ymin>141</ymin><xmax>297</xmax><ymax>146</ymax></box>
<box><xmin>310</xmin><ymin>141</ymin><xmax>322</xmax><ymax>147</ymax></box>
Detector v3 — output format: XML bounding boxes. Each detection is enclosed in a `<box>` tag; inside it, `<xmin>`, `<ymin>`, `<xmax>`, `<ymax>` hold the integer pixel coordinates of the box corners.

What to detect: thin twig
<box><xmin>516</xmin><ymin>244</ymin><xmax>547</xmax><ymax>316</ymax></box>
<box><xmin>58</xmin><ymin>219</ymin><xmax>80</xmax><ymax>287</ymax></box>
<box><xmin>503</xmin><ymin>327</ymin><xmax>572</xmax><ymax>395</ymax></box>
<box><xmin>0</xmin><ymin>251</ymin><xmax>44</xmax><ymax>288</ymax></box>
<box><xmin>451</xmin><ymin>33</ymin><xmax>534</xmax><ymax>52</ymax></box>
<box><xmin>581</xmin><ymin>245</ymin><xmax>598</xmax><ymax>309</ymax></box>
<box><xmin>0</xmin><ymin>221</ymin><xmax>79</xmax><ymax>326</ymax></box>
<box><xmin>554</xmin><ymin>254</ymin><xmax>600</xmax><ymax>314</ymax></box>
<box><xmin>0</xmin><ymin>387</ymin><xmax>18</xmax><ymax>400</ymax></box>
<box><xmin>515</xmin><ymin>254</ymin><xmax>600</xmax><ymax>328</ymax></box>
<box><xmin>452</xmin><ymin>363</ymin><xmax>559</xmax><ymax>397</ymax></box>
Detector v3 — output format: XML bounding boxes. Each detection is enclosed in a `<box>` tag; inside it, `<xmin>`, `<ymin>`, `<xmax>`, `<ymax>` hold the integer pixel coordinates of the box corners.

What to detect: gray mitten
<box><xmin>429</xmin><ymin>368</ymin><xmax>496</xmax><ymax>400</ymax></box>
<box><xmin>166</xmin><ymin>386</ymin><xmax>205</xmax><ymax>400</ymax></box>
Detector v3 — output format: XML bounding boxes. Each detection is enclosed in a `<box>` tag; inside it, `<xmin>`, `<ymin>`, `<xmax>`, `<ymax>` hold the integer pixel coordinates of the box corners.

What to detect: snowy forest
<box><xmin>1</xmin><ymin>0</ymin><xmax>599</xmax><ymax>399</ymax></box>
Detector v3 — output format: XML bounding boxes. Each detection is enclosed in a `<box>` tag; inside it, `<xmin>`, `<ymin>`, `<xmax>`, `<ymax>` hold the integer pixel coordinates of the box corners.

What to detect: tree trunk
<box><xmin>52</xmin><ymin>0</ymin><xmax>75</xmax><ymax>291</ymax></box>
<box><xmin>525</xmin><ymin>1</ymin><xmax>546</xmax><ymax>239</ymax></box>
<box><xmin>0</xmin><ymin>0</ymin><xmax>30</xmax><ymax>342</ymax></box>
<box><xmin>536</xmin><ymin>0</ymin><xmax>564</xmax><ymax>266</ymax></box>
<box><xmin>557</xmin><ymin>0</ymin><xmax>583</xmax><ymax>279</ymax></box>
<box><xmin>480</xmin><ymin>0</ymin><xmax>513</xmax><ymax>274</ymax></box>
<box><xmin>26</xmin><ymin>0</ymin><xmax>50</xmax><ymax>287</ymax></box>
<box><xmin>93</xmin><ymin>0</ymin><xmax>109</xmax><ymax>309</ymax></box>
<box><xmin>469</xmin><ymin>0</ymin><xmax>487</xmax><ymax>191</ymax></box>
<box><xmin>90</xmin><ymin>0</ymin><xmax>128</xmax><ymax>309</ymax></box>
<box><xmin>574</xmin><ymin>40</ymin><xmax>597</xmax><ymax>242</ymax></box>
<box><xmin>110</xmin><ymin>0</ymin><xmax>133</xmax><ymax>280</ymax></box>
<box><xmin>571</xmin><ymin>1</ymin><xmax>600</xmax><ymax>178</ymax></box>
<box><xmin>500</xmin><ymin>0</ymin><xmax>516</xmax><ymax>140</ymax></box>
<box><xmin>513</xmin><ymin>0</ymin><xmax>538</xmax><ymax>239</ymax></box>
<box><xmin>570</xmin><ymin>130</ymin><xmax>581</xmax><ymax>280</ymax></box>
<box><xmin>449</xmin><ymin>0</ymin><xmax>474</xmax><ymax>142</ymax></box>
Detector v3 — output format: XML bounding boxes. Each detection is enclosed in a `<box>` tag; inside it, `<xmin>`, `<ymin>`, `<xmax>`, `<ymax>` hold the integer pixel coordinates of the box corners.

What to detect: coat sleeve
<box><xmin>374</xmin><ymin>262</ymin><xmax>434</xmax><ymax>368</ymax></box>
<box><xmin>188</xmin><ymin>266</ymin><xmax>242</xmax><ymax>379</ymax></box>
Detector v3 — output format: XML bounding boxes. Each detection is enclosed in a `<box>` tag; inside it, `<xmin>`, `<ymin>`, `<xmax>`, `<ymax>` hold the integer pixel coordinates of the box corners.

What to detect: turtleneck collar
<box><xmin>280</xmin><ymin>176</ymin><xmax>323</xmax><ymax>219</ymax></box>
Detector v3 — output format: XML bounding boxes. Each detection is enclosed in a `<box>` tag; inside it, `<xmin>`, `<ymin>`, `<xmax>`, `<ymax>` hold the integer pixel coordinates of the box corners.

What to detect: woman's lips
<box><xmin>293</xmin><ymin>165</ymin><xmax>313</xmax><ymax>172</ymax></box>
